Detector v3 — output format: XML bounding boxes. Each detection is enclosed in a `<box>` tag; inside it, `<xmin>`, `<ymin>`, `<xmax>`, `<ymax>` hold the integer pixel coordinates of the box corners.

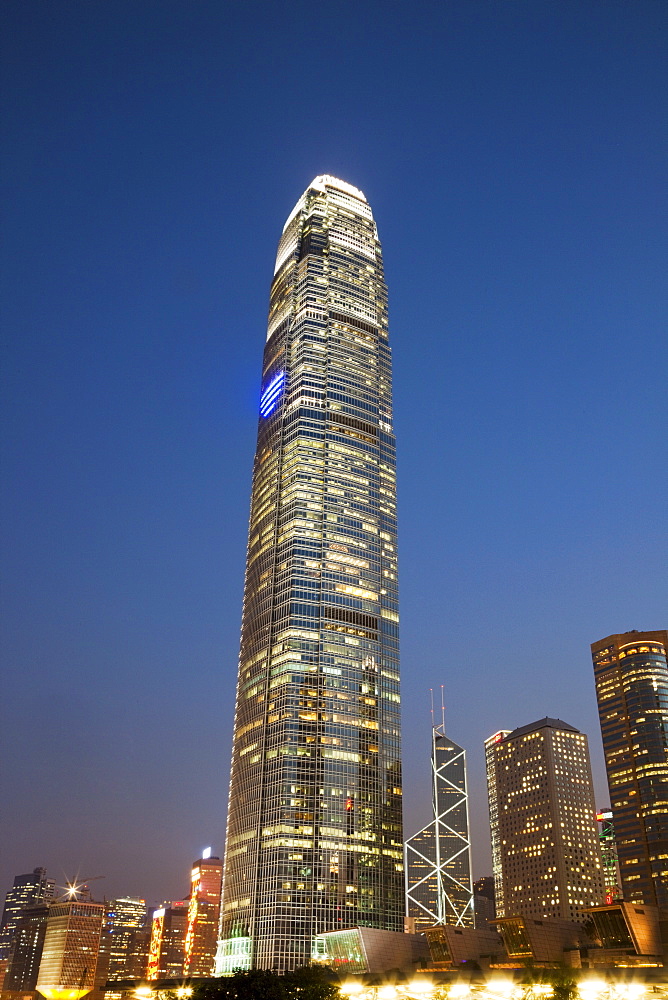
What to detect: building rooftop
<box><xmin>504</xmin><ymin>717</ymin><xmax>580</xmax><ymax>740</ymax></box>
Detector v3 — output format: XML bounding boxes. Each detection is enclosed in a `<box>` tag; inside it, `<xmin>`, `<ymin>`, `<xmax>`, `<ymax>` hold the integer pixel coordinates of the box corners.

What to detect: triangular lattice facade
<box><xmin>405</xmin><ymin>727</ymin><xmax>474</xmax><ymax>929</ymax></box>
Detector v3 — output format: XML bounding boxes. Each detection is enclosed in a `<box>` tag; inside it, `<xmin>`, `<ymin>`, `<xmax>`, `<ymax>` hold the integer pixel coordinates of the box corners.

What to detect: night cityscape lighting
<box><xmin>1</xmin><ymin>8</ymin><xmax>666</xmax><ymax>996</ymax></box>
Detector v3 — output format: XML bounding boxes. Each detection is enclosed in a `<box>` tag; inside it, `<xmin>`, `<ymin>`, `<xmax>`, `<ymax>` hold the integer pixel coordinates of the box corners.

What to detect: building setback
<box><xmin>485</xmin><ymin>718</ymin><xmax>605</xmax><ymax>922</ymax></box>
<box><xmin>592</xmin><ymin>630</ymin><xmax>668</xmax><ymax>909</ymax></box>
<box><xmin>219</xmin><ymin>176</ymin><xmax>402</xmax><ymax>973</ymax></box>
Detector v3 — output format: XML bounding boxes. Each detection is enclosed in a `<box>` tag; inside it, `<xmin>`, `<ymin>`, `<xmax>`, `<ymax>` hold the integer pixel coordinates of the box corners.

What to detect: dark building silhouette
<box><xmin>0</xmin><ymin>868</ymin><xmax>54</xmax><ymax>962</ymax></box>
<box><xmin>3</xmin><ymin>903</ymin><xmax>50</xmax><ymax>991</ymax></box>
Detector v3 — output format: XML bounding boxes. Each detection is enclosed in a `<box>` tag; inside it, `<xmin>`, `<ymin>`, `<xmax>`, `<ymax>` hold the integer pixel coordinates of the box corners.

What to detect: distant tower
<box><xmin>36</xmin><ymin>900</ymin><xmax>105</xmax><ymax>999</ymax></box>
<box><xmin>592</xmin><ymin>630</ymin><xmax>668</xmax><ymax>908</ymax></box>
<box><xmin>105</xmin><ymin>897</ymin><xmax>147</xmax><ymax>981</ymax></box>
<box><xmin>183</xmin><ymin>851</ymin><xmax>222</xmax><ymax>976</ymax></box>
<box><xmin>0</xmin><ymin>868</ymin><xmax>54</xmax><ymax>961</ymax></box>
<box><xmin>484</xmin><ymin>731</ymin><xmax>510</xmax><ymax>917</ymax></box>
<box><xmin>596</xmin><ymin>810</ymin><xmax>621</xmax><ymax>903</ymax></box>
<box><xmin>485</xmin><ymin>718</ymin><xmax>605</xmax><ymax>921</ymax></box>
<box><xmin>472</xmin><ymin>876</ymin><xmax>496</xmax><ymax>928</ymax></box>
<box><xmin>146</xmin><ymin>902</ymin><xmax>188</xmax><ymax>980</ymax></box>
<box><xmin>3</xmin><ymin>903</ymin><xmax>50</xmax><ymax>991</ymax></box>
<box><xmin>405</xmin><ymin>724</ymin><xmax>474</xmax><ymax>930</ymax></box>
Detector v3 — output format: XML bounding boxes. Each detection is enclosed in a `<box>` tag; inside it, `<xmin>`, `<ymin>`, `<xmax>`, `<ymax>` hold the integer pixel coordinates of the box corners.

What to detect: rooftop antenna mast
<box><xmin>430</xmin><ymin>688</ymin><xmax>435</xmax><ymax>729</ymax></box>
<box><xmin>441</xmin><ymin>684</ymin><xmax>446</xmax><ymax>733</ymax></box>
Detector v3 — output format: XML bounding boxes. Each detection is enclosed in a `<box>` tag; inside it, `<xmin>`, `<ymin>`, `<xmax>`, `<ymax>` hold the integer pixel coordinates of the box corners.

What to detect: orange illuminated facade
<box><xmin>183</xmin><ymin>853</ymin><xmax>222</xmax><ymax>976</ymax></box>
<box><xmin>36</xmin><ymin>901</ymin><xmax>104</xmax><ymax>997</ymax></box>
<box><xmin>145</xmin><ymin>903</ymin><xmax>186</xmax><ymax>980</ymax></box>
<box><xmin>146</xmin><ymin>909</ymin><xmax>164</xmax><ymax>980</ymax></box>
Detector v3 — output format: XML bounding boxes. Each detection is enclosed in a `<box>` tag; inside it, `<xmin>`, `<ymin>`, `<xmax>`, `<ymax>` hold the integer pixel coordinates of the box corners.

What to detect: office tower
<box><xmin>3</xmin><ymin>903</ymin><xmax>50</xmax><ymax>991</ymax></box>
<box><xmin>596</xmin><ymin>810</ymin><xmax>621</xmax><ymax>903</ymax></box>
<box><xmin>484</xmin><ymin>731</ymin><xmax>511</xmax><ymax>917</ymax></box>
<box><xmin>485</xmin><ymin>718</ymin><xmax>605</xmax><ymax>921</ymax></box>
<box><xmin>472</xmin><ymin>876</ymin><xmax>496</xmax><ymax>928</ymax></box>
<box><xmin>105</xmin><ymin>897</ymin><xmax>147</xmax><ymax>981</ymax></box>
<box><xmin>405</xmin><ymin>727</ymin><xmax>474</xmax><ymax>930</ymax></box>
<box><xmin>146</xmin><ymin>902</ymin><xmax>187</xmax><ymax>980</ymax></box>
<box><xmin>219</xmin><ymin>176</ymin><xmax>402</xmax><ymax>973</ymax></box>
<box><xmin>184</xmin><ymin>851</ymin><xmax>222</xmax><ymax>976</ymax></box>
<box><xmin>0</xmin><ymin>867</ymin><xmax>54</xmax><ymax>961</ymax></box>
<box><xmin>592</xmin><ymin>630</ymin><xmax>668</xmax><ymax>909</ymax></box>
<box><xmin>36</xmin><ymin>900</ymin><xmax>105</xmax><ymax>998</ymax></box>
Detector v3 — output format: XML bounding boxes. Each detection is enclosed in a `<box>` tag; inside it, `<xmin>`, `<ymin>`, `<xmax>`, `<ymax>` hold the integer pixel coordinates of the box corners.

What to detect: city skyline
<box><xmin>2</xmin><ymin>1</ymin><xmax>666</xmax><ymax>905</ymax></box>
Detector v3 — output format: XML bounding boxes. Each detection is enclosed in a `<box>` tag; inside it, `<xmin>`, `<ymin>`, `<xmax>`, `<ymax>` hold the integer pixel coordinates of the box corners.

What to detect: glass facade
<box><xmin>105</xmin><ymin>897</ymin><xmax>147</xmax><ymax>981</ymax></box>
<box><xmin>0</xmin><ymin>867</ymin><xmax>55</xmax><ymax>961</ymax></box>
<box><xmin>484</xmin><ymin>731</ymin><xmax>510</xmax><ymax>918</ymax></box>
<box><xmin>219</xmin><ymin>176</ymin><xmax>402</xmax><ymax>972</ymax></box>
<box><xmin>592</xmin><ymin>631</ymin><xmax>668</xmax><ymax>908</ymax></box>
<box><xmin>405</xmin><ymin>728</ymin><xmax>474</xmax><ymax>929</ymax></box>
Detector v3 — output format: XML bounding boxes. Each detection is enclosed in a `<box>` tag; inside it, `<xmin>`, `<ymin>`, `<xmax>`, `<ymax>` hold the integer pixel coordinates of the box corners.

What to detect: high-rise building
<box><xmin>485</xmin><ymin>718</ymin><xmax>605</xmax><ymax>922</ymax></box>
<box><xmin>0</xmin><ymin>867</ymin><xmax>54</xmax><ymax>961</ymax></box>
<box><xmin>596</xmin><ymin>809</ymin><xmax>621</xmax><ymax>904</ymax></box>
<box><xmin>3</xmin><ymin>903</ymin><xmax>50</xmax><ymax>991</ymax></box>
<box><xmin>484</xmin><ymin>731</ymin><xmax>511</xmax><ymax>917</ymax></box>
<box><xmin>472</xmin><ymin>876</ymin><xmax>496</xmax><ymax>929</ymax></box>
<box><xmin>405</xmin><ymin>727</ymin><xmax>474</xmax><ymax>930</ymax></box>
<box><xmin>146</xmin><ymin>902</ymin><xmax>188</xmax><ymax>980</ymax></box>
<box><xmin>105</xmin><ymin>897</ymin><xmax>147</xmax><ymax>981</ymax></box>
<box><xmin>592</xmin><ymin>630</ymin><xmax>668</xmax><ymax>909</ymax></box>
<box><xmin>184</xmin><ymin>851</ymin><xmax>222</xmax><ymax>976</ymax></box>
<box><xmin>219</xmin><ymin>176</ymin><xmax>402</xmax><ymax>973</ymax></box>
<box><xmin>36</xmin><ymin>900</ymin><xmax>105</xmax><ymax>998</ymax></box>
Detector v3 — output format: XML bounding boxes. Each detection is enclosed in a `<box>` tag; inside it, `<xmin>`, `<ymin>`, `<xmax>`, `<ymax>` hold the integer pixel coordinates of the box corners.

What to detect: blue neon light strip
<box><xmin>259</xmin><ymin>371</ymin><xmax>285</xmax><ymax>417</ymax></box>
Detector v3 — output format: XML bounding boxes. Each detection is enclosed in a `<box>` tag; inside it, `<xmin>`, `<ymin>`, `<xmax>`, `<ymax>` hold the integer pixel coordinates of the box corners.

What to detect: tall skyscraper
<box><xmin>405</xmin><ymin>726</ymin><xmax>474</xmax><ymax>930</ymax></box>
<box><xmin>0</xmin><ymin>867</ymin><xmax>54</xmax><ymax>961</ymax></box>
<box><xmin>184</xmin><ymin>851</ymin><xmax>222</xmax><ymax>976</ymax></box>
<box><xmin>592</xmin><ymin>630</ymin><xmax>668</xmax><ymax>909</ymax></box>
<box><xmin>3</xmin><ymin>903</ymin><xmax>50</xmax><ymax>991</ymax></box>
<box><xmin>485</xmin><ymin>718</ymin><xmax>605</xmax><ymax>922</ymax></box>
<box><xmin>219</xmin><ymin>176</ymin><xmax>402</xmax><ymax>973</ymax></box>
<box><xmin>105</xmin><ymin>897</ymin><xmax>147</xmax><ymax>981</ymax></box>
<box><xmin>484</xmin><ymin>730</ymin><xmax>510</xmax><ymax>917</ymax></box>
<box><xmin>596</xmin><ymin>809</ymin><xmax>621</xmax><ymax>903</ymax></box>
<box><xmin>146</xmin><ymin>902</ymin><xmax>188</xmax><ymax>980</ymax></box>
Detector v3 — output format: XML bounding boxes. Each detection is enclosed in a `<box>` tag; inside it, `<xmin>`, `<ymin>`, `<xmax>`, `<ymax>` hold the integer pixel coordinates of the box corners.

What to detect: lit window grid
<box><xmin>592</xmin><ymin>633</ymin><xmax>668</xmax><ymax>908</ymax></box>
<box><xmin>488</xmin><ymin>725</ymin><xmax>604</xmax><ymax>921</ymax></box>
<box><xmin>221</xmin><ymin>178</ymin><xmax>401</xmax><ymax>972</ymax></box>
<box><xmin>37</xmin><ymin>902</ymin><xmax>104</xmax><ymax>993</ymax></box>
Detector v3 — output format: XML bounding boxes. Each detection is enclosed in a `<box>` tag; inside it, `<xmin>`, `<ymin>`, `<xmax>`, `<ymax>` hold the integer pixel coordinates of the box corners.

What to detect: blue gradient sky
<box><xmin>1</xmin><ymin>0</ymin><xmax>666</xmax><ymax>906</ymax></box>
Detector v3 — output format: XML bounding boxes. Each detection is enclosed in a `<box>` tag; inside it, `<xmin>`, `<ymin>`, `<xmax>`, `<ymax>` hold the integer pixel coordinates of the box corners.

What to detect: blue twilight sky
<box><xmin>1</xmin><ymin>0</ymin><xmax>666</xmax><ymax>906</ymax></box>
